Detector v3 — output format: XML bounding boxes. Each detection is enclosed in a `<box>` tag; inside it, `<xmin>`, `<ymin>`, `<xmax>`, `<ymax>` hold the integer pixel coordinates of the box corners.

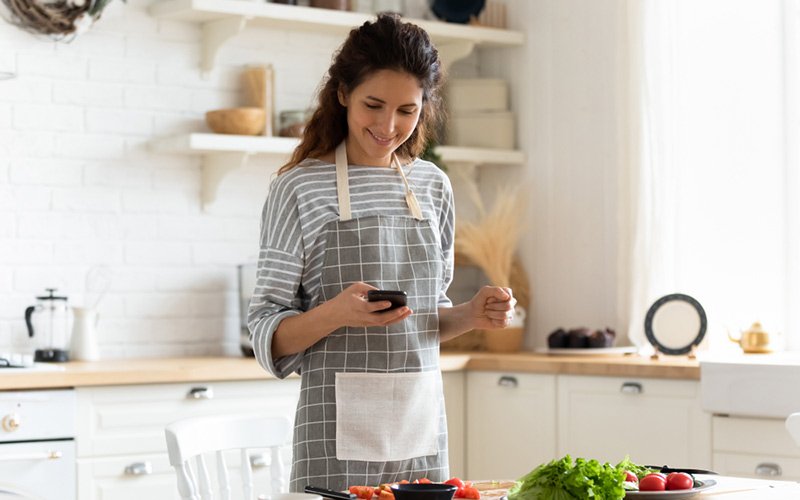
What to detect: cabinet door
<box><xmin>442</xmin><ymin>371</ymin><xmax>465</xmax><ymax>478</ymax></box>
<box><xmin>78</xmin><ymin>448</ymin><xmax>292</xmax><ymax>500</ymax></box>
<box><xmin>557</xmin><ymin>375</ymin><xmax>711</xmax><ymax>468</ymax></box>
<box><xmin>712</xmin><ymin>415</ymin><xmax>800</xmax><ymax>480</ymax></box>
<box><xmin>466</xmin><ymin>372</ymin><xmax>556</xmax><ymax>480</ymax></box>
<box><xmin>76</xmin><ymin>379</ymin><xmax>301</xmax><ymax>457</ymax></box>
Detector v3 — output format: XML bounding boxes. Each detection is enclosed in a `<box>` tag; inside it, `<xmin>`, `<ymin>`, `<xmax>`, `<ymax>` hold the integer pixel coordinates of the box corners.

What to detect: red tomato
<box><xmin>623</xmin><ymin>471</ymin><xmax>638</xmax><ymax>483</ymax></box>
<box><xmin>665</xmin><ymin>472</ymin><xmax>694</xmax><ymax>490</ymax></box>
<box><xmin>460</xmin><ymin>487</ymin><xmax>480</xmax><ymax>499</ymax></box>
<box><xmin>444</xmin><ymin>478</ymin><xmax>465</xmax><ymax>489</ymax></box>
<box><xmin>399</xmin><ymin>480</ymin><xmax>410</xmax><ymax>485</ymax></box>
<box><xmin>639</xmin><ymin>473</ymin><xmax>666</xmax><ymax>491</ymax></box>
<box><xmin>349</xmin><ymin>486</ymin><xmax>375</xmax><ymax>500</ymax></box>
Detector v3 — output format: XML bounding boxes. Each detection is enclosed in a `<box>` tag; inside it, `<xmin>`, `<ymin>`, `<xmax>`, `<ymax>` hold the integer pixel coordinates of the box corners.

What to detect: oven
<box><xmin>0</xmin><ymin>389</ymin><xmax>76</xmax><ymax>499</ymax></box>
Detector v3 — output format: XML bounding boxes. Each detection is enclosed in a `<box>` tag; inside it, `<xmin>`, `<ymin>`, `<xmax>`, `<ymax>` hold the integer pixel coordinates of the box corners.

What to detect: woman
<box><xmin>248</xmin><ymin>13</ymin><xmax>516</xmax><ymax>492</ymax></box>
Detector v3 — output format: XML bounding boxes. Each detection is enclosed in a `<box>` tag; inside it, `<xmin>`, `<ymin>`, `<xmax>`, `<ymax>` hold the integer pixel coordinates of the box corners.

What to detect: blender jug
<box><xmin>24</xmin><ymin>288</ymin><xmax>72</xmax><ymax>362</ymax></box>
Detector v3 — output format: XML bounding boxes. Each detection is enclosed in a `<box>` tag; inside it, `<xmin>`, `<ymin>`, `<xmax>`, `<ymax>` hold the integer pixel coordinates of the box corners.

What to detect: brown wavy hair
<box><xmin>278</xmin><ymin>13</ymin><xmax>444</xmax><ymax>174</ymax></box>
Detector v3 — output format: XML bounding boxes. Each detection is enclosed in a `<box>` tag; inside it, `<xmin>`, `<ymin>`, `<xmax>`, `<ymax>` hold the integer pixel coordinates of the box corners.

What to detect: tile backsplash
<box><xmin>0</xmin><ymin>0</ymin><xmax>343</xmax><ymax>358</ymax></box>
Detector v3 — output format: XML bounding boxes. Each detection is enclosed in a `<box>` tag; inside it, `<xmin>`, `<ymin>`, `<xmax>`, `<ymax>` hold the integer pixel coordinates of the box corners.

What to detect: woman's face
<box><xmin>339</xmin><ymin>69</ymin><xmax>423</xmax><ymax>167</ymax></box>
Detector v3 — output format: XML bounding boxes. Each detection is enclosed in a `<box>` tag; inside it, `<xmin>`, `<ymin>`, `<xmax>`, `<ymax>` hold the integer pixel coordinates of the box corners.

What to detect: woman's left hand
<box><xmin>468</xmin><ymin>286</ymin><xmax>516</xmax><ymax>330</ymax></box>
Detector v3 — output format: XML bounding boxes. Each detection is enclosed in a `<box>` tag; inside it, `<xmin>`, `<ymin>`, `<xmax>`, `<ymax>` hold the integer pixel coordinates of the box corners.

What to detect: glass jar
<box><xmin>279</xmin><ymin>110</ymin><xmax>309</xmax><ymax>138</ymax></box>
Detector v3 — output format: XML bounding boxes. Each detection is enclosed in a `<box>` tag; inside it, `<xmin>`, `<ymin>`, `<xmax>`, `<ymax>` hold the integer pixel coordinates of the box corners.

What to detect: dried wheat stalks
<box><xmin>455</xmin><ymin>186</ymin><xmax>527</xmax><ymax>288</ymax></box>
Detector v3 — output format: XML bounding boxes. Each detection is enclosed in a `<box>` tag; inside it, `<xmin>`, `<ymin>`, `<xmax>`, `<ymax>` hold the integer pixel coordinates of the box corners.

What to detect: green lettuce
<box><xmin>507</xmin><ymin>455</ymin><xmax>626</xmax><ymax>500</ymax></box>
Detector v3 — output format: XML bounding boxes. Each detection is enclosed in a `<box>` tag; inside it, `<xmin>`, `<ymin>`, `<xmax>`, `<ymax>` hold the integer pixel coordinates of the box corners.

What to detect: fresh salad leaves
<box><xmin>614</xmin><ymin>457</ymin><xmax>658</xmax><ymax>480</ymax></box>
<box><xmin>507</xmin><ymin>455</ymin><xmax>626</xmax><ymax>500</ymax></box>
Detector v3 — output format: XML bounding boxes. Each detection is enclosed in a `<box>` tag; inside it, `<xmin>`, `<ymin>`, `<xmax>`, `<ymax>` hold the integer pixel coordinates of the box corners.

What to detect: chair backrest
<box><xmin>165</xmin><ymin>413</ymin><xmax>292</xmax><ymax>500</ymax></box>
<box><xmin>787</xmin><ymin>412</ymin><xmax>800</xmax><ymax>447</ymax></box>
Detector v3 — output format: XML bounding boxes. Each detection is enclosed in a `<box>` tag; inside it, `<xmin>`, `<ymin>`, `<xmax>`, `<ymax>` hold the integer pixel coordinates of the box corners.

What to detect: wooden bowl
<box><xmin>205</xmin><ymin>107</ymin><xmax>266</xmax><ymax>135</ymax></box>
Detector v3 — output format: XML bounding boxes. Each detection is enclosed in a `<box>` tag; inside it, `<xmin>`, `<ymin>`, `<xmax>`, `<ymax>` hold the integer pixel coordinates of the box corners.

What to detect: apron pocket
<box><xmin>335</xmin><ymin>371</ymin><xmax>440</xmax><ymax>462</ymax></box>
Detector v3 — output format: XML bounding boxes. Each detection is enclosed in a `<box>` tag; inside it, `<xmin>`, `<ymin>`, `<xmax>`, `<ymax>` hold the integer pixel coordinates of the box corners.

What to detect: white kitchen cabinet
<box><xmin>712</xmin><ymin>415</ymin><xmax>800</xmax><ymax>481</ymax></box>
<box><xmin>76</xmin><ymin>379</ymin><xmax>301</xmax><ymax>500</ymax></box>
<box><xmin>442</xmin><ymin>370</ymin><xmax>466</xmax><ymax>478</ymax></box>
<box><xmin>465</xmin><ymin>371</ymin><xmax>557</xmax><ymax>480</ymax></box>
<box><xmin>557</xmin><ymin>375</ymin><xmax>711</xmax><ymax>469</ymax></box>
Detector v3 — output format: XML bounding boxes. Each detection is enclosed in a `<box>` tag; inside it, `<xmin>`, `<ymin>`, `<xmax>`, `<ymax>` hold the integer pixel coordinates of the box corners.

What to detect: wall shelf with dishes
<box><xmin>147</xmin><ymin>0</ymin><xmax>525</xmax><ymax>73</ymax></box>
<box><xmin>149</xmin><ymin>132</ymin><xmax>525</xmax><ymax>208</ymax></box>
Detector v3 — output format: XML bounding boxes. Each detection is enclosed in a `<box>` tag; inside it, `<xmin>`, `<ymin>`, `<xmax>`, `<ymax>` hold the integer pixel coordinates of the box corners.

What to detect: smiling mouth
<box><xmin>368</xmin><ymin>129</ymin><xmax>394</xmax><ymax>145</ymax></box>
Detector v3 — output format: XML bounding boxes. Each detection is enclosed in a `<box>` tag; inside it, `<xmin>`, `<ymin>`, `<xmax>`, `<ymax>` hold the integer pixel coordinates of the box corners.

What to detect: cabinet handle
<box><xmin>755</xmin><ymin>462</ymin><xmax>782</xmax><ymax>477</ymax></box>
<box><xmin>187</xmin><ymin>386</ymin><xmax>214</xmax><ymax>400</ymax></box>
<box><xmin>620</xmin><ymin>382</ymin><xmax>643</xmax><ymax>394</ymax></box>
<box><xmin>498</xmin><ymin>375</ymin><xmax>518</xmax><ymax>388</ymax></box>
<box><xmin>250</xmin><ymin>452</ymin><xmax>269</xmax><ymax>468</ymax></box>
<box><xmin>124</xmin><ymin>461</ymin><xmax>153</xmax><ymax>476</ymax></box>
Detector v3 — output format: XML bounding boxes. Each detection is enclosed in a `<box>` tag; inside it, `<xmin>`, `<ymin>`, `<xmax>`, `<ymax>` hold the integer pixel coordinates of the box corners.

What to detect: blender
<box><xmin>24</xmin><ymin>288</ymin><xmax>72</xmax><ymax>362</ymax></box>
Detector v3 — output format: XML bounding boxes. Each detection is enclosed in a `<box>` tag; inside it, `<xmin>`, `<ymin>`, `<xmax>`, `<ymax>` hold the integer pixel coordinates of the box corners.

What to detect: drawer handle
<box><xmin>620</xmin><ymin>382</ymin><xmax>643</xmax><ymax>394</ymax></box>
<box><xmin>124</xmin><ymin>461</ymin><xmax>153</xmax><ymax>476</ymax></box>
<box><xmin>250</xmin><ymin>452</ymin><xmax>269</xmax><ymax>468</ymax></box>
<box><xmin>498</xmin><ymin>375</ymin><xmax>518</xmax><ymax>388</ymax></box>
<box><xmin>188</xmin><ymin>387</ymin><xmax>213</xmax><ymax>400</ymax></box>
<box><xmin>755</xmin><ymin>462</ymin><xmax>782</xmax><ymax>477</ymax></box>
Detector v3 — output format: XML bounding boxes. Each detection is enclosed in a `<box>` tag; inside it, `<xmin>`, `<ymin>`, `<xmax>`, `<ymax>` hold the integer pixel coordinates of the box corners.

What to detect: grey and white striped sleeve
<box><xmin>438</xmin><ymin>174</ymin><xmax>455</xmax><ymax>308</ymax></box>
<box><xmin>247</xmin><ymin>176</ymin><xmax>305</xmax><ymax>379</ymax></box>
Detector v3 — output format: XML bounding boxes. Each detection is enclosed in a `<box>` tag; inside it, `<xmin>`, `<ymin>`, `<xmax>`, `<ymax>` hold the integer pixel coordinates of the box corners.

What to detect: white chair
<box><xmin>787</xmin><ymin>412</ymin><xmax>800</xmax><ymax>447</ymax></box>
<box><xmin>165</xmin><ymin>413</ymin><xmax>292</xmax><ymax>500</ymax></box>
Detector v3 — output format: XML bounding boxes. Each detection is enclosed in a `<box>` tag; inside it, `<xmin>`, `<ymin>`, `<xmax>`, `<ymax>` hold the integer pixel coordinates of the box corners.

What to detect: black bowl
<box><xmin>390</xmin><ymin>484</ymin><xmax>457</xmax><ymax>500</ymax></box>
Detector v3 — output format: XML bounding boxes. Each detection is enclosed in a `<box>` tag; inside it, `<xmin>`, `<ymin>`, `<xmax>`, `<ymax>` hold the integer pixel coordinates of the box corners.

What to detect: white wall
<box><xmin>0</xmin><ymin>0</ymin><xmax>343</xmax><ymax>357</ymax></box>
<box><xmin>495</xmin><ymin>0</ymin><xmax>628</xmax><ymax>347</ymax></box>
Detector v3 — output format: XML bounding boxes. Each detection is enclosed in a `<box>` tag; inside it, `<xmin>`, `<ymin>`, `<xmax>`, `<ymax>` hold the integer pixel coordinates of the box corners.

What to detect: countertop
<box><xmin>0</xmin><ymin>351</ymin><xmax>699</xmax><ymax>390</ymax></box>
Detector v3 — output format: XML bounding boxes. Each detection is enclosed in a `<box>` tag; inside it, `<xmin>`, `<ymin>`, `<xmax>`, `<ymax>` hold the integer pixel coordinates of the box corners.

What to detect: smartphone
<box><xmin>367</xmin><ymin>290</ymin><xmax>407</xmax><ymax>311</ymax></box>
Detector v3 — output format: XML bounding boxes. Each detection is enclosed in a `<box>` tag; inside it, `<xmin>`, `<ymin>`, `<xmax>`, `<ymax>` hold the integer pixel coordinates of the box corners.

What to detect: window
<box><xmin>626</xmin><ymin>0</ymin><xmax>798</xmax><ymax>350</ymax></box>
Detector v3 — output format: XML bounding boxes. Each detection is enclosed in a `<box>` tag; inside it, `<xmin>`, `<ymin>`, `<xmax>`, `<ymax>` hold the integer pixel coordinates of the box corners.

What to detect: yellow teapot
<box><xmin>728</xmin><ymin>321</ymin><xmax>773</xmax><ymax>353</ymax></box>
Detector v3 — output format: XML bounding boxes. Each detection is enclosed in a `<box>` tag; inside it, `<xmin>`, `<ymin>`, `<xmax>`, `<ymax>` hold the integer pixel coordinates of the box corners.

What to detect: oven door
<box><xmin>0</xmin><ymin>440</ymin><xmax>75</xmax><ymax>500</ymax></box>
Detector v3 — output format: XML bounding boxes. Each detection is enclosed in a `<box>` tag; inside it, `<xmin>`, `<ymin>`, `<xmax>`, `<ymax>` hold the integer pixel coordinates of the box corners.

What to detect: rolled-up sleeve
<box><xmin>248</xmin><ymin>178</ymin><xmax>305</xmax><ymax>379</ymax></box>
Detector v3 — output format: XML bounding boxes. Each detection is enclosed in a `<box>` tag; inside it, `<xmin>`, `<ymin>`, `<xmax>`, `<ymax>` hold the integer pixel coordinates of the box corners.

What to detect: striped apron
<box><xmin>289</xmin><ymin>142</ymin><xmax>449</xmax><ymax>492</ymax></box>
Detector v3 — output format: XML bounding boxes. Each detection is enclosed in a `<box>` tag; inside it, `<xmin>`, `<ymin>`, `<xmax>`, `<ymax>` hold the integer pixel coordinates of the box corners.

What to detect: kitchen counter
<box><xmin>0</xmin><ymin>351</ymin><xmax>698</xmax><ymax>390</ymax></box>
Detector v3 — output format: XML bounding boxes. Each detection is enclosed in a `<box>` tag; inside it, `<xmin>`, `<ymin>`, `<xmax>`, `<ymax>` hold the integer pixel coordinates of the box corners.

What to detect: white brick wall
<box><xmin>0</xmin><ymin>0</ymin><xmax>344</xmax><ymax>358</ymax></box>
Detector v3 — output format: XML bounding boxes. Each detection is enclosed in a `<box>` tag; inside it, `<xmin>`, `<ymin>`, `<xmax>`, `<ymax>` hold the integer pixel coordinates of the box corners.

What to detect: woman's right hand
<box><xmin>326</xmin><ymin>282</ymin><xmax>413</xmax><ymax>329</ymax></box>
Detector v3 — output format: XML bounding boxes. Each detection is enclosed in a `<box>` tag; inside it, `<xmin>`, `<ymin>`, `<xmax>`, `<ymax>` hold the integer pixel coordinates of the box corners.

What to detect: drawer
<box><xmin>713</xmin><ymin>452</ymin><xmax>800</xmax><ymax>481</ymax></box>
<box><xmin>713</xmin><ymin>416</ymin><xmax>800</xmax><ymax>457</ymax></box>
<box><xmin>76</xmin><ymin>379</ymin><xmax>301</xmax><ymax>457</ymax></box>
<box><xmin>77</xmin><ymin>447</ymin><xmax>291</xmax><ymax>500</ymax></box>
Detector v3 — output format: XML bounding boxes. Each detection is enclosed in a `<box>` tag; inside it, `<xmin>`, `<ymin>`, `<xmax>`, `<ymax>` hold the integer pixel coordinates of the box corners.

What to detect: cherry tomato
<box><xmin>623</xmin><ymin>471</ymin><xmax>638</xmax><ymax>483</ymax></box>
<box><xmin>418</xmin><ymin>478</ymin><xmax>432</xmax><ymax>484</ymax></box>
<box><xmin>349</xmin><ymin>486</ymin><xmax>375</xmax><ymax>500</ymax></box>
<box><xmin>665</xmin><ymin>472</ymin><xmax>694</xmax><ymax>490</ymax></box>
<box><xmin>460</xmin><ymin>487</ymin><xmax>480</xmax><ymax>499</ymax></box>
<box><xmin>444</xmin><ymin>478</ymin><xmax>465</xmax><ymax>489</ymax></box>
<box><xmin>639</xmin><ymin>473</ymin><xmax>666</xmax><ymax>491</ymax></box>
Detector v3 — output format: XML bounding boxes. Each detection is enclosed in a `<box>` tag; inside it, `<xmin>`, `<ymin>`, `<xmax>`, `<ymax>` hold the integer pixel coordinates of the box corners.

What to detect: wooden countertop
<box><xmin>0</xmin><ymin>351</ymin><xmax>699</xmax><ymax>390</ymax></box>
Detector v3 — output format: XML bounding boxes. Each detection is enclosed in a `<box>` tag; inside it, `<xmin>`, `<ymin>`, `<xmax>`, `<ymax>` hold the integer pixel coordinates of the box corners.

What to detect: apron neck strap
<box><xmin>334</xmin><ymin>141</ymin><xmax>424</xmax><ymax>221</ymax></box>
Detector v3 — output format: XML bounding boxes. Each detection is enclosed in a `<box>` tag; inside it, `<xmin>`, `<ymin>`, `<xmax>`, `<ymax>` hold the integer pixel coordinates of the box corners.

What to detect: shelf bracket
<box><xmin>201</xmin><ymin>16</ymin><xmax>250</xmax><ymax>76</ymax></box>
<box><xmin>437</xmin><ymin>41</ymin><xmax>476</xmax><ymax>71</ymax></box>
<box><xmin>202</xmin><ymin>151</ymin><xmax>250</xmax><ymax>208</ymax></box>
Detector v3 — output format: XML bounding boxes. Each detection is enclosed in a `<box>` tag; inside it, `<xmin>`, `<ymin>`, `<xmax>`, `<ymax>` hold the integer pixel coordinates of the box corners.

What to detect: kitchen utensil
<box><xmin>205</xmin><ymin>107</ymin><xmax>266</xmax><ymax>135</ymax></box>
<box><xmin>643</xmin><ymin>465</ymin><xmax>719</xmax><ymax>475</ymax></box>
<box><xmin>728</xmin><ymin>321</ymin><xmax>773</xmax><ymax>353</ymax></box>
<box><xmin>390</xmin><ymin>483</ymin><xmax>457</xmax><ymax>500</ymax></box>
<box><xmin>623</xmin><ymin>479</ymin><xmax>716</xmax><ymax>498</ymax></box>
<box><xmin>25</xmin><ymin>288</ymin><xmax>72</xmax><ymax>362</ymax></box>
<box><xmin>70</xmin><ymin>307</ymin><xmax>99</xmax><ymax>361</ymax></box>
<box><xmin>304</xmin><ymin>486</ymin><xmax>356</xmax><ymax>500</ymax></box>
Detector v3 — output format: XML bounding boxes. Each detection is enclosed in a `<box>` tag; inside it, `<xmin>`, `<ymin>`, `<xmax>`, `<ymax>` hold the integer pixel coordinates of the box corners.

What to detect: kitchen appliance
<box><xmin>24</xmin><ymin>288</ymin><xmax>72</xmax><ymax>362</ymax></box>
<box><xmin>0</xmin><ymin>389</ymin><xmax>77</xmax><ymax>499</ymax></box>
<box><xmin>728</xmin><ymin>321</ymin><xmax>773</xmax><ymax>353</ymax></box>
<box><xmin>238</xmin><ymin>263</ymin><xmax>258</xmax><ymax>357</ymax></box>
